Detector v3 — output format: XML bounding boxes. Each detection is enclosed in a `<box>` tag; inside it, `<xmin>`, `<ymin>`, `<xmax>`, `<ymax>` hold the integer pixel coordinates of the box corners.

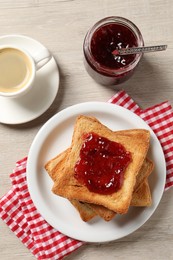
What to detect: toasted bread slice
<box><xmin>51</xmin><ymin>115</ymin><xmax>150</xmax><ymax>214</ymax></box>
<box><xmin>87</xmin><ymin>176</ymin><xmax>152</xmax><ymax>218</ymax></box>
<box><xmin>45</xmin><ymin>148</ymin><xmax>114</xmax><ymax>221</ymax></box>
<box><xmin>90</xmin><ymin>159</ymin><xmax>153</xmax><ymax>219</ymax></box>
<box><xmin>45</xmin><ymin>148</ymin><xmax>96</xmax><ymax>221</ymax></box>
<box><xmin>134</xmin><ymin>157</ymin><xmax>153</xmax><ymax>192</ymax></box>
<box><xmin>131</xmin><ymin>179</ymin><xmax>152</xmax><ymax>206</ymax></box>
<box><xmin>106</xmin><ymin>130</ymin><xmax>153</xmax><ymax>192</ymax></box>
<box><xmin>45</xmin><ymin>149</ymin><xmax>69</xmax><ymax>182</ymax></box>
<box><xmin>45</xmin><ymin>147</ymin><xmax>153</xmax><ymax>221</ymax></box>
<box><xmin>87</xmin><ymin>203</ymin><xmax>116</xmax><ymax>221</ymax></box>
<box><xmin>70</xmin><ymin>199</ymin><xmax>97</xmax><ymax>221</ymax></box>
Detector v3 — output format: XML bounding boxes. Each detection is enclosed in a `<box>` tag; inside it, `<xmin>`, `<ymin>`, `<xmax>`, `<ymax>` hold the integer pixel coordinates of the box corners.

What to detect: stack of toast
<box><xmin>45</xmin><ymin>115</ymin><xmax>154</xmax><ymax>222</ymax></box>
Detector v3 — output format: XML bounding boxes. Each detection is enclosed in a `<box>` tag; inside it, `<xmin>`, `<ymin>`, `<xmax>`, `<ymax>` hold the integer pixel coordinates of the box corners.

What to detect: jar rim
<box><xmin>83</xmin><ymin>16</ymin><xmax>144</xmax><ymax>76</ymax></box>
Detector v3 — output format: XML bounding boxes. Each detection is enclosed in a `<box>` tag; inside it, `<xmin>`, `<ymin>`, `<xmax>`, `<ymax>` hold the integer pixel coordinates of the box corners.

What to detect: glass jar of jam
<box><xmin>83</xmin><ymin>16</ymin><xmax>144</xmax><ymax>86</ymax></box>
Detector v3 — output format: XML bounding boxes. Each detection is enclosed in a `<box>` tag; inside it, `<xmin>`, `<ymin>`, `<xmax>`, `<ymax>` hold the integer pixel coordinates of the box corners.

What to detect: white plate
<box><xmin>0</xmin><ymin>34</ymin><xmax>59</xmax><ymax>124</ymax></box>
<box><xmin>27</xmin><ymin>102</ymin><xmax>166</xmax><ymax>243</ymax></box>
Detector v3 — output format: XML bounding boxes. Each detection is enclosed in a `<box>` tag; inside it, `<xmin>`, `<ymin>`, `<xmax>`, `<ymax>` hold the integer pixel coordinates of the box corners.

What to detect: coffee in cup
<box><xmin>0</xmin><ymin>45</ymin><xmax>51</xmax><ymax>98</ymax></box>
<box><xmin>0</xmin><ymin>48</ymin><xmax>32</xmax><ymax>93</ymax></box>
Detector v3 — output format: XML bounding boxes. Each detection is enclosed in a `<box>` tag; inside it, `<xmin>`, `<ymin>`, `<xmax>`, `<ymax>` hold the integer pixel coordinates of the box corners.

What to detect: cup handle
<box><xmin>32</xmin><ymin>48</ymin><xmax>52</xmax><ymax>70</ymax></box>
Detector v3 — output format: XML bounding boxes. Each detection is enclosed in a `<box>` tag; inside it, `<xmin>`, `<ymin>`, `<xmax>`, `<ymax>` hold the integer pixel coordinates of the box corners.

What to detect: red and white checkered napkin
<box><xmin>0</xmin><ymin>157</ymin><xmax>83</xmax><ymax>259</ymax></box>
<box><xmin>108</xmin><ymin>90</ymin><xmax>173</xmax><ymax>189</ymax></box>
<box><xmin>0</xmin><ymin>90</ymin><xmax>173</xmax><ymax>260</ymax></box>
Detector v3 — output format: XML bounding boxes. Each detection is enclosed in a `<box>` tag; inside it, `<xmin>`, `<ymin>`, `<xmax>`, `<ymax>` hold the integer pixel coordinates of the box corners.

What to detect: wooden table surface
<box><xmin>0</xmin><ymin>1</ymin><xmax>173</xmax><ymax>259</ymax></box>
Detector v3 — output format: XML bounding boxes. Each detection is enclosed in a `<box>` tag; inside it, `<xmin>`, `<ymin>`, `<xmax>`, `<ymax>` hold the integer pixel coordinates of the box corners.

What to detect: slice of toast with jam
<box><xmin>45</xmin><ymin>146</ymin><xmax>153</xmax><ymax>221</ymax></box>
<box><xmin>50</xmin><ymin>115</ymin><xmax>150</xmax><ymax>215</ymax></box>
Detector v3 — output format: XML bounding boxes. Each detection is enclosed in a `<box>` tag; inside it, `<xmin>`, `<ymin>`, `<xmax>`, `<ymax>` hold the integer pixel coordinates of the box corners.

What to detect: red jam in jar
<box><xmin>83</xmin><ymin>16</ymin><xmax>144</xmax><ymax>85</ymax></box>
<box><xmin>74</xmin><ymin>133</ymin><xmax>132</xmax><ymax>195</ymax></box>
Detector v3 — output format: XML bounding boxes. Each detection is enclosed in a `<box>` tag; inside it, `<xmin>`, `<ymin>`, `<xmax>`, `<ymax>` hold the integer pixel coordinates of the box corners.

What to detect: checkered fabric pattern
<box><xmin>0</xmin><ymin>90</ymin><xmax>173</xmax><ymax>259</ymax></box>
<box><xmin>108</xmin><ymin>90</ymin><xmax>173</xmax><ymax>189</ymax></box>
<box><xmin>0</xmin><ymin>157</ymin><xmax>83</xmax><ymax>259</ymax></box>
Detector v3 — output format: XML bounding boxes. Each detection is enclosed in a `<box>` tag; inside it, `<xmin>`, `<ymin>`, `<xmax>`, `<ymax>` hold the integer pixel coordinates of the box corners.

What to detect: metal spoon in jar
<box><xmin>112</xmin><ymin>44</ymin><xmax>167</xmax><ymax>56</ymax></box>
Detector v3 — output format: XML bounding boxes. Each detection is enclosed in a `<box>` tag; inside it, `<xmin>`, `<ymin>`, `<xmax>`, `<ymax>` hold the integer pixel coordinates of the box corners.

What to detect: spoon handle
<box><xmin>112</xmin><ymin>45</ymin><xmax>167</xmax><ymax>55</ymax></box>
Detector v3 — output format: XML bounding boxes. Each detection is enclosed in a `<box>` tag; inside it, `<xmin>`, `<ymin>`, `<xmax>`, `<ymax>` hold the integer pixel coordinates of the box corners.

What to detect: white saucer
<box><xmin>0</xmin><ymin>35</ymin><xmax>60</xmax><ymax>124</ymax></box>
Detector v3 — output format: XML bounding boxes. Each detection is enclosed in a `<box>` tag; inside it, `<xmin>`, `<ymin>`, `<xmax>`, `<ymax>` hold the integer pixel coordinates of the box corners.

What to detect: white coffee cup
<box><xmin>0</xmin><ymin>45</ymin><xmax>52</xmax><ymax>98</ymax></box>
